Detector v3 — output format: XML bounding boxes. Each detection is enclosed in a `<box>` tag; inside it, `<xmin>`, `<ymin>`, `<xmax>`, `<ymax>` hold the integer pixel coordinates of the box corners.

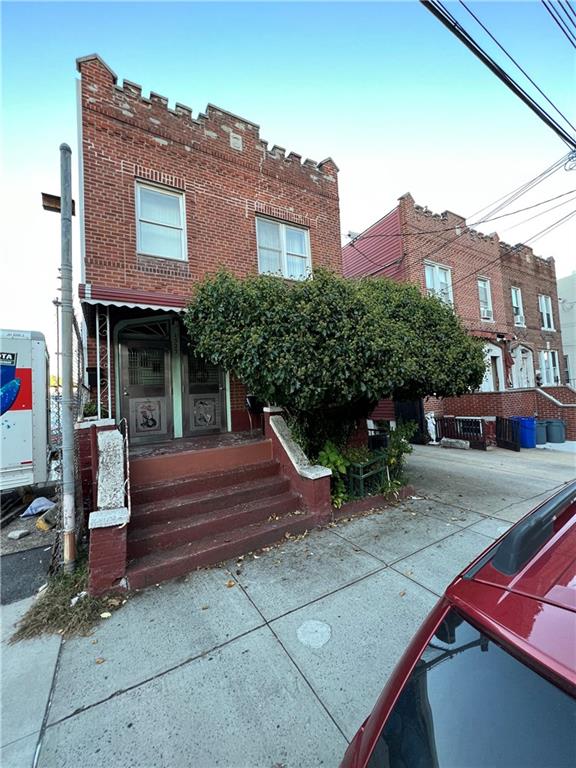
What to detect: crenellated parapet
<box><xmin>76</xmin><ymin>54</ymin><xmax>338</xmax><ymax>193</ymax></box>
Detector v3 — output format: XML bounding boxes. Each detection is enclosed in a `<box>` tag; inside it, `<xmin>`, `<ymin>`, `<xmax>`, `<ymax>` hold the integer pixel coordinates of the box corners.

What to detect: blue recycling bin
<box><xmin>512</xmin><ymin>416</ymin><xmax>536</xmax><ymax>448</ymax></box>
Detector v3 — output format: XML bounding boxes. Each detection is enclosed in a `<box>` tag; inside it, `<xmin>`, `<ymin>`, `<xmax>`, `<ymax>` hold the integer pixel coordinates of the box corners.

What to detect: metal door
<box><xmin>120</xmin><ymin>340</ymin><xmax>173</xmax><ymax>443</ymax></box>
<box><xmin>182</xmin><ymin>351</ymin><xmax>225</xmax><ymax>435</ymax></box>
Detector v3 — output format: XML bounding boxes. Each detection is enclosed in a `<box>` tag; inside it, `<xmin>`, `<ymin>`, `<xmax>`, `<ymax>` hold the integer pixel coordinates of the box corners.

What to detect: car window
<box><xmin>367</xmin><ymin>610</ymin><xmax>576</xmax><ymax>768</ymax></box>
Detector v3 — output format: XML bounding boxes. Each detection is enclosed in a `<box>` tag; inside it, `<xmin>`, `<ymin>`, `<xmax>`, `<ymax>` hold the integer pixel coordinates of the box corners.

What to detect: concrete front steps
<box><xmin>126</xmin><ymin>439</ymin><xmax>315</xmax><ymax>590</ymax></box>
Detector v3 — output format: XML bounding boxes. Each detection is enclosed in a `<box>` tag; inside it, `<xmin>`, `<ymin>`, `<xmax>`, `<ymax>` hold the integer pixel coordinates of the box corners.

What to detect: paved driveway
<box><xmin>3</xmin><ymin>445</ymin><xmax>574</xmax><ymax>768</ymax></box>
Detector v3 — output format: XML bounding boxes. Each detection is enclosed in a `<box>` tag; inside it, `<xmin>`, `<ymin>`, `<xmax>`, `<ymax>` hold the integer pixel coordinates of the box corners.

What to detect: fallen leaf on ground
<box><xmin>226</xmin><ymin>579</ymin><xmax>235</xmax><ymax>588</ymax></box>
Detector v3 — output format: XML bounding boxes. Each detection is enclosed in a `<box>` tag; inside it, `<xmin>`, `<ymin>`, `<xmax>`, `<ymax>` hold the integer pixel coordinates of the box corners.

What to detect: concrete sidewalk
<box><xmin>4</xmin><ymin>445</ymin><xmax>573</xmax><ymax>768</ymax></box>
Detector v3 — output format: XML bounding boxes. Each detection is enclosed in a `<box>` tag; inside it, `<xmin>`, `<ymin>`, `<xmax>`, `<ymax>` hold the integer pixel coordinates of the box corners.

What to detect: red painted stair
<box><xmin>126</xmin><ymin>454</ymin><xmax>313</xmax><ymax>590</ymax></box>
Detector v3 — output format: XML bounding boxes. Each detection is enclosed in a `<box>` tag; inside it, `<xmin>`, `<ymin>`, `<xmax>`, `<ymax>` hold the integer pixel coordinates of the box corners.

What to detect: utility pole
<box><xmin>60</xmin><ymin>143</ymin><xmax>76</xmax><ymax>572</ymax></box>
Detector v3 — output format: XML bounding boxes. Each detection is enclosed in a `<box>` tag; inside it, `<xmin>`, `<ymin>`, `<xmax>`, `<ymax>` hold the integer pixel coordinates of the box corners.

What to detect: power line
<box><xmin>459</xmin><ymin>1</ymin><xmax>576</xmax><ymax>134</ymax></box>
<box><xmin>349</xmin><ymin>187</ymin><xmax>576</xmax><ymax>244</ymax></box>
<box><xmin>449</xmin><ymin>207</ymin><xmax>576</xmax><ymax>289</ymax></box>
<box><xmin>421</xmin><ymin>1</ymin><xmax>576</xmax><ymax>148</ymax></box>
<box><xmin>498</xmin><ymin>192</ymin><xmax>576</xmax><ymax>232</ymax></box>
<box><xmin>345</xmin><ymin>155</ymin><xmax>574</xmax><ymax>281</ymax></box>
<box><xmin>564</xmin><ymin>0</ymin><xmax>576</xmax><ymax>22</ymax></box>
<box><xmin>558</xmin><ymin>0</ymin><xmax>576</xmax><ymax>27</ymax></box>
<box><xmin>541</xmin><ymin>0</ymin><xmax>576</xmax><ymax>48</ymax></box>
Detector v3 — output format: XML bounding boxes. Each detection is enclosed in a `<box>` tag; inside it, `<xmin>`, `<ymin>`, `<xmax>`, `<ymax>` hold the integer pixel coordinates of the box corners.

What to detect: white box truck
<box><xmin>1</xmin><ymin>330</ymin><xmax>50</xmax><ymax>491</ymax></box>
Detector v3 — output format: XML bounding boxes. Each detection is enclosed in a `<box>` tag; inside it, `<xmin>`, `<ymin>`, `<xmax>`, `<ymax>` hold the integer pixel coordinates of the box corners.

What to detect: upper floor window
<box><xmin>425</xmin><ymin>262</ymin><xmax>453</xmax><ymax>305</ymax></box>
<box><xmin>256</xmin><ymin>217</ymin><xmax>311</xmax><ymax>280</ymax></box>
<box><xmin>477</xmin><ymin>278</ymin><xmax>493</xmax><ymax>320</ymax></box>
<box><xmin>136</xmin><ymin>182</ymin><xmax>186</xmax><ymax>261</ymax></box>
<box><xmin>538</xmin><ymin>294</ymin><xmax>555</xmax><ymax>330</ymax></box>
<box><xmin>511</xmin><ymin>287</ymin><xmax>525</xmax><ymax>326</ymax></box>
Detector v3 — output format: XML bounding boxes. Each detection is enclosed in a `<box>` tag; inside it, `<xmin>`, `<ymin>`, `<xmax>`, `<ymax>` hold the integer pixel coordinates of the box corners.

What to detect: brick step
<box><xmin>130</xmin><ymin>460</ymin><xmax>280</xmax><ymax>506</ymax></box>
<box><xmin>127</xmin><ymin>491</ymin><xmax>300</xmax><ymax>559</ymax></box>
<box><xmin>126</xmin><ymin>511</ymin><xmax>316</xmax><ymax>590</ymax></box>
<box><xmin>130</xmin><ymin>475</ymin><xmax>291</xmax><ymax>529</ymax></box>
<box><xmin>130</xmin><ymin>438</ymin><xmax>273</xmax><ymax>485</ymax></box>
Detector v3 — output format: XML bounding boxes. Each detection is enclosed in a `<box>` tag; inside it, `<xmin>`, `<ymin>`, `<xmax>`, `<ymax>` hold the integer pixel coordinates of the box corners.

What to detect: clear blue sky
<box><xmin>2</xmin><ymin>1</ymin><xmax>575</xmax><ymax>356</ymax></box>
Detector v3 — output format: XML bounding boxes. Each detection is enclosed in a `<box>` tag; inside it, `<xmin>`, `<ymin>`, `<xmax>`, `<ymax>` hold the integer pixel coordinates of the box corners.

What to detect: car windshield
<box><xmin>368</xmin><ymin>609</ymin><xmax>576</xmax><ymax>768</ymax></box>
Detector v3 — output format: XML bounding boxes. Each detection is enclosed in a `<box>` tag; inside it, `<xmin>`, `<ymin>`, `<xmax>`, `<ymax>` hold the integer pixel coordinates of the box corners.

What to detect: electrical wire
<box><xmin>449</xmin><ymin>207</ymin><xmax>576</xmax><ymax>289</ymax></box>
<box><xmin>564</xmin><ymin>0</ymin><xmax>576</xmax><ymax>22</ymax></box>
<box><xmin>421</xmin><ymin>1</ymin><xmax>576</xmax><ymax>148</ymax></box>
<box><xmin>558</xmin><ymin>0</ymin><xmax>576</xmax><ymax>27</ymax></box>
<box><xmin>541</xmin><ymin>0</ymin><xmax>576</xmax><ymax>48</ymax></box>
<box><xmin>459</xmin><ymin>1</ymin><xmax>576</xmax><ymax>134</ymax></box>
<box><xmin>348</xmin><ymin>187</ymin><xmax>576</xmax><ymax>243</ymax></box>
<box><xmin>345</xmin><ymin>155</ymin><xmax>574</xmax><ymax>280</ymax></box>
<box><xmin>497</xmin><ymin>192</ymin><xmax>576</xmax><ymax>232</ymax></box>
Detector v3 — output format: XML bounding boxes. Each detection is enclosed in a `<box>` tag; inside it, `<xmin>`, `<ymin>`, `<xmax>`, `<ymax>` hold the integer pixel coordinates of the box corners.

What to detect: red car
<box><xmin>340</xmin><ymin>480</ymin><xmax>576</xmax><ymax>768</ymax></box>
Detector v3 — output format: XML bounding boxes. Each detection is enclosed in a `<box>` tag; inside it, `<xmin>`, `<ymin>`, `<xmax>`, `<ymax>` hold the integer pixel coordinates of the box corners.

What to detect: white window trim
<box><xmin>538</xmin><ymin>294</ymin><xmax>555</xmax><ymax>331</ymax></box>
<box><xmin>256</xmin><ymin>216</ymin><xmax>312</xmax><ymax>280</ymax></box>
<box><xmin>539</xmin><ymin>349</ymin><xmax>560</xmax><ymax>386</ymax></box>
<box><xmin>424</xmin><ymin>261</ymin><xmax>453</xmax><ymax>305</ymax></box>
<box><xmin>477</xmin><ymin>277</ymin><xmax>494</xmax><ymax>321</ymax></box>
<box><xmin>511</xmin><ymin>286</ymin><xmax>525</xmax><ymax>327</ymax></box>
<box><xmin>135</xmin><ymin>180</ymin><xmax>187</xmax><ymax>261</ymax></box>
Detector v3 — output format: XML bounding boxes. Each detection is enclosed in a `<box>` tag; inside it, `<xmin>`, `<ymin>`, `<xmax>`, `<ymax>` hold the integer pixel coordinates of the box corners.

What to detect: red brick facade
<box><xmin>343</xmin><ymin>192</ymin><xmax>571</xmax><ymax>429</ymax></box>
<box><xmin>77</xmin><ymin>54</ymin><xmax>341</xmax><ymax>434</ymax></box>
<box><xmin>78</xmin><ymin>55</ymin><xmax>341</xmax><ymax>294</ymax></box>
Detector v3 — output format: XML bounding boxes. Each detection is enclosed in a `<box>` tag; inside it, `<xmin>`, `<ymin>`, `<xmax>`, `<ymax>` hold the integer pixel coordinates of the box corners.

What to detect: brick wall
<box><xmin>502</xmin><ymin>246</ymin><xmax>565</xmax><ymax>381</ymax></box>
<box><xmin>441</xmin><ymin>389</ymin><xmax>576</xmax><ymax>439</ymax></box>
<box><xmin>78</xmin><ymin>55</ymin><xmax>342</xmax><ymax>298</ymax></box>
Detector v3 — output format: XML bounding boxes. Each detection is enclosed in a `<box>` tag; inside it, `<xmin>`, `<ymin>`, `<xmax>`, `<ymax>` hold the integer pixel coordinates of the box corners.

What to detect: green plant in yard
<box><xmin>184</xmin><ymin>270</ymin><xmax>486</xmax><ymax>454</ymax></box>
<box><xmin>317</xmin><ymin>441</ymin><xmax>349</xmax><ymax>508</ymax></box>
<box><xmin>385</xmin><ymin>421</ymin><xmax>418</xmax><ymax>483</ymax></box>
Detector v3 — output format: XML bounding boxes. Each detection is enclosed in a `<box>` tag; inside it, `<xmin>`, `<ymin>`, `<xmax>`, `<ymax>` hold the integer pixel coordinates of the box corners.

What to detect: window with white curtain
<box><xmin>424</xmin><ymin>262</ymin><xmax>453</xmax><ymax>305</ymax></box>
<box><xmin>136</xmin><ymin>182</ymin><xmax>186</xmax><ymax>260</ymax></box>
<box><xmin>538</xmin><ymin>294</ymin><xmax>555</xmax><ymax>330</ymax></box>
<box><xmin>539</xmin><ymin>349</ymin><xmax>560</xmax><ymax>385</ymax></box>
<box><xmin>256</xmin><ymin>218</ymin><xmax>311</xmax><ymax>280</ymax></box>
<box><xmin>477</xmin><ymin>278</ymin><xmax>493</xmax><ymax>320</ymax></box>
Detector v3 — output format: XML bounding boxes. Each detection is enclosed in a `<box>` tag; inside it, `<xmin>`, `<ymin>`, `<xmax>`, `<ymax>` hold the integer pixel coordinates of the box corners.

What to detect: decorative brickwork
<box><xmin>77</xmin><ymin>55</ymin><xmax>341</xmax><ymax>299</ymax></box>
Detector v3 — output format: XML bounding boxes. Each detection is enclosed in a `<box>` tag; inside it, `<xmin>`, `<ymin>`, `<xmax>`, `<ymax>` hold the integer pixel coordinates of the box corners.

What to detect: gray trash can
<box><xmin>546</xmin><ymin>419</ymin><xmax>566</xmax><ymax>444</ymax></box>
<box><xmin>536</xmin><ymin>420</ymin><xmax>547</xmax><ymax>445</ymax></box>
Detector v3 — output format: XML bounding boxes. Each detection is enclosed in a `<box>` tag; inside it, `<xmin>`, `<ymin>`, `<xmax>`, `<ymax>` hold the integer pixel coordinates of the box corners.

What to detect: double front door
<box><xmin>119</xmin><ymin>320</ymin><xmax>225</xmax><ymax>444</ymax></box>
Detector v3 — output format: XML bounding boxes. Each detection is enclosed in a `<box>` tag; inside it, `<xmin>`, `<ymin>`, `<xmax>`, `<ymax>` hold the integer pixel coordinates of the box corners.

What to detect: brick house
<box><xmin>342</xmin><ymin>192</ymin><xmax>576</xmax><ymax>439</ymax></box>
<box><xmin>77</xmin><ymin>54</ymin><xmax>341</xmax><ymax>441</ymax></box>
<box><xmin>75</xmin><ymin>54</ymin><xmax>339</xmax><ymax>592</ymax></box>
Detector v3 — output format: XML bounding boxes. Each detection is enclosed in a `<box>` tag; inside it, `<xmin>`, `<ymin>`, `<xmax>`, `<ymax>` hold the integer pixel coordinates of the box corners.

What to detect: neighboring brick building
<box><xmin>343</xmin><ymin>192</ymin><xmax>575</xmax><ymax>438</ymax></box>
<box><xmin>77</xmin><ymin>54</ymin><xmax>341</xmax><ymax>443</ymax></box>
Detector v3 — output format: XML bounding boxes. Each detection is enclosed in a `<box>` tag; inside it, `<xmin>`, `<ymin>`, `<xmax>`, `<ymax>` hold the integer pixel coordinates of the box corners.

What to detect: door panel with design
<box><xmin>120</xmin><ymin>341</ymin><xmax>173</xmax><ymax>443</ymax></box>
<box><xmin>183</xmin><ymin>352</ymin><xmax>225</xmax><ymax>435</ymax></box>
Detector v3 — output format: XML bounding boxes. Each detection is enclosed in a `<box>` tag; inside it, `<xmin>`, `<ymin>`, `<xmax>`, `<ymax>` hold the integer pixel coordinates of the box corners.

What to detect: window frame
<box><xmin>539</xmin><ymin>349</ymin><xmax>560</xmax><ymax>386</ymax></box>
<box><xmin>477</xmin><ymin>277</ymin><xmax>494</xmax><ymax>321</ymax></box>
<box><xmin>538</xmin><ymin>294</ymin><xmax>555</xmax><ymax>331</ymax></box>
<box><xmin>255</xmin><ymin>216</ymin><xmax>312</xmax><ymax>281</ymax></box>
<box><xmin>424</xmin><ymin>261</ymin><xmax>453</xmax><ymax>305</ymax></box>
<box><xmin>135</xmin><ymin>180</ymin><xmax>187</xmax><ymax>261</ymax></box>
<box><xmin>511</xmin><ymin>286</ymin><xmax>525</xmax><ymax>327</ymax></box>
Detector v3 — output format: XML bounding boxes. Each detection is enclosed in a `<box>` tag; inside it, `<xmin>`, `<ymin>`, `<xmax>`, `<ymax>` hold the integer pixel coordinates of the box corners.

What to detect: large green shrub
<box><xmin>184</xmin><ymin>270</ymin><xmax>486</xmax><ymax>453</ymax></box>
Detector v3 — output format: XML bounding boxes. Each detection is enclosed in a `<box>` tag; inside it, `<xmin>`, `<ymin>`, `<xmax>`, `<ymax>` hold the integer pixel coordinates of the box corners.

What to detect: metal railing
<box><xmin>435</xmin><ymin>417</ymin><xmax>488</xmax><ymax>450</ymax></box>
